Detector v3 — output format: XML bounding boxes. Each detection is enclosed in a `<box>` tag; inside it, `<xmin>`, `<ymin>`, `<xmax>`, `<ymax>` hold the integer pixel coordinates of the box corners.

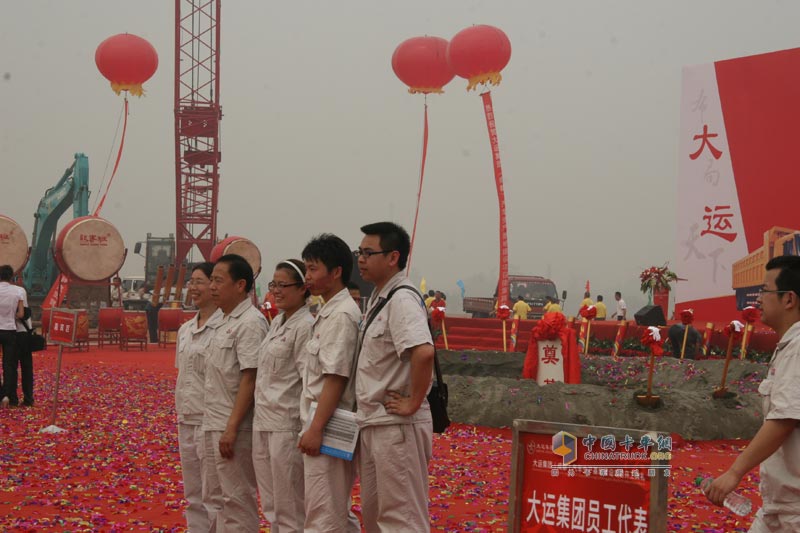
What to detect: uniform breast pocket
<box><xmin>305</xmin><ymin>338</ymin><xmax>321</xmax><ymax>374</ymax></box>
<box><xmin>209</xmin><ymin>336</ymin><xmax>236</xmax><ymax>369</ymax></box>
<box><xmin>758</xmin><ymin>378</ymin><xmax>772</xmax><ymax>414</ymax></box>
<box><xmin>368</xmin><ymin>321</ymin><xmax>392</xmax><ymax>346</ymax></box>
<box><xmin>270</xmin><ymin>342</ymin><xmax>294</xmax><ymax>374</ymax></box>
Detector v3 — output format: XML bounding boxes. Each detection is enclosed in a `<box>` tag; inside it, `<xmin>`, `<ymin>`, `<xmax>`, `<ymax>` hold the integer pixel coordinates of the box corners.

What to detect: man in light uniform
<box><xmin>355</xmin><ymin>222</ymin><xmax>435</xmax><ymax>532</ymax></box>
<box><xmin>298</xmin><ymin>234</ymin><xmax>362</xmax><ymax>532</ymax></box>
<box><xmin>203</xmin><ymin>254</ymin><xmax>267</xmax><ymax>532</ymax></box>
<box><xmin>705</xmin><ymin>255</ymin><xmax>800</xmax><ymax>532</ymax></box>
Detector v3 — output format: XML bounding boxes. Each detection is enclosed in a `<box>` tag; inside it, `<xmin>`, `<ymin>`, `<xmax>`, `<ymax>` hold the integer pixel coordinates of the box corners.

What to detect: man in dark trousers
<box><xmin>0</xmin><ymin>265</ymin><xmax>24</xmax><ymax>407</ymax></box>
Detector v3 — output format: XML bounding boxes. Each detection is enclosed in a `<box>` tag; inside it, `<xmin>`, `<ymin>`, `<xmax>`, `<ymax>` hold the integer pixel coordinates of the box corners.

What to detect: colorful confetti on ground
<box><xmin>0</xmin><ymin>347</ymin><xmax>761</xmax><ymax>531</ymax></box>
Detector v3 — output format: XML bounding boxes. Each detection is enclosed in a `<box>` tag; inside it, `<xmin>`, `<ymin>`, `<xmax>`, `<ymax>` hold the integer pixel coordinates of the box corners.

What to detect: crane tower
<box><xmin>174</xmin><ymin>0</ymin><xmax>221</xmax><ymax>263</ymax></box>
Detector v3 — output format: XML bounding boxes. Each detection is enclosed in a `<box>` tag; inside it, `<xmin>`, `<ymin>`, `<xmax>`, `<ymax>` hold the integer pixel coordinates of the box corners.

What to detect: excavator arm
<box><xmin>23</xmin><ymin>153</ymin><xmax>90</xmax><ymax>299</ymax></box>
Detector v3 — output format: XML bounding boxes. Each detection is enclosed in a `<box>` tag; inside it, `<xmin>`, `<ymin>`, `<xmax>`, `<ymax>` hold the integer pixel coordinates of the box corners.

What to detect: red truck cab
<box><xmin>462</xmin><ymin>275</ymin><xmax>559</xmax><ymax>319</ymax></box>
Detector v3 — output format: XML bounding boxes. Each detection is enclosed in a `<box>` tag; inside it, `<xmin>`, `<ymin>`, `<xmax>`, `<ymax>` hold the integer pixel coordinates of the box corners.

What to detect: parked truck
<box><xmin>462</xmin><ymin>274</ymin><xmax>560</xmax><ymax>319</ymax></box>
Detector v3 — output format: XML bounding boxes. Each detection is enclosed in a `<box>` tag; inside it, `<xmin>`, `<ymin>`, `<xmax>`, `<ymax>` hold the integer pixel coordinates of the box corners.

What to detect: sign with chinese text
<box><xmin>536</xmin><ymin>340</ymin><xmax>564</xmax><ymax>386</ymax></box>
<box><xmin>676</xmin><ymin>47</ymin><xmax>800</xmax><ymax>319</ymax></box>
<box><xmin>509</xmin><ymin>420</ymin><xmax>668</xmax><ymax>533</ymax></box>
<box><xmin>48</xmin><ymin>308</ymin><xmax>79</xmax><ymax>346</ymax></box>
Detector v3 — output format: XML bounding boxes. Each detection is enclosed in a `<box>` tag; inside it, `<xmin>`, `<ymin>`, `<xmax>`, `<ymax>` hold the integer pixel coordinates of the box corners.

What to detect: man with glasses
<box><xmin>355</xmin><ymin>221</ymin><xmax>435</xmax><ymax>532</ymax></box>
<box><xmin>704</xmin><ymin>255</ymin><xmax>800</xmax><ymax>532</ymax></box>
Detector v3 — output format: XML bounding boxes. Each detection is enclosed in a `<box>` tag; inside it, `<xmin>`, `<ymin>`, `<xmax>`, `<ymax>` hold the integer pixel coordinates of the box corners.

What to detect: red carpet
<box><xmin>0</xmin><ymin>346</ymin><xmax>760</xmax><ymax>531</ymax></box>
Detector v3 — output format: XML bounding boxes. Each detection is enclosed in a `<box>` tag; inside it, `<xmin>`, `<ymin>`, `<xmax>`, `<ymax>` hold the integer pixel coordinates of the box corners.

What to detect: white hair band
<box><xmin>278</xmin><ymin>260</ymin><xmax>305</xmax><ymax>282</ymax></box>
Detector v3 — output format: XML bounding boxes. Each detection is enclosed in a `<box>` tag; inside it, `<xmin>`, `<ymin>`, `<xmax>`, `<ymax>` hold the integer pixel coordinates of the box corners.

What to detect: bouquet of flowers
<box><xmin>640</xmin><ymin>264</ymin><xmax>679</xmax><ymax>294</ymax></box>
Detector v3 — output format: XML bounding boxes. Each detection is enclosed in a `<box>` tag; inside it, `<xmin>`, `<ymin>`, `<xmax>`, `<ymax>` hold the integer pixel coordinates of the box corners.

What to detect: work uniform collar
<box><xmin>317</xmin><ymin>288</ymin><xmax>351</xmax><ymax>319</ymax></box>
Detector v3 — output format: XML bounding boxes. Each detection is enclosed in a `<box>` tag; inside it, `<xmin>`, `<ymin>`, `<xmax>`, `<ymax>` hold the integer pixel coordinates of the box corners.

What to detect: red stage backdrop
<box><xmin>675</xmin><ymin>47</ymin><xmax>800</xmax><ymax>321</ymax></box>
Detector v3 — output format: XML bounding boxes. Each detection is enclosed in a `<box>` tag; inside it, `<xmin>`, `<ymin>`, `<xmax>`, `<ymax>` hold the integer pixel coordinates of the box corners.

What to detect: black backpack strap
<box><xmin>382</xmin><ymin>286</ymin><xmax>444</xmax><ymax>388</ymax></box>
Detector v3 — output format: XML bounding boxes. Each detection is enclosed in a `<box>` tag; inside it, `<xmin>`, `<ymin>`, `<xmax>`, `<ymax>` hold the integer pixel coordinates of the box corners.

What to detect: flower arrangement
<box><xmin>639</xmin><ymin>264</ymin><xmax>679</xmax><ymax>294</ymax></box>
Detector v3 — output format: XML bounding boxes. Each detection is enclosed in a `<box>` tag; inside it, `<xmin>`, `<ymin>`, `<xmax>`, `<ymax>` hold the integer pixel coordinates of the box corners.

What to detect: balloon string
<box><xmin>94</xmin><ymin>96</ymin><xmax>129</xmax><ymax>216</ymax></box>
<box><xmin>407</xmin><ymin>100</ymin><xmax>429</xmax><ymax>273</ymax></box>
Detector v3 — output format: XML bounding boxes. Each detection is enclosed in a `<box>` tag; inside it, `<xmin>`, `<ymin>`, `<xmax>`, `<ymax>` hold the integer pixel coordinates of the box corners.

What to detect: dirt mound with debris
<box><xmin>439</xmin><ymin>350</ymin><xmax>766</xmax><ymax>440</ymax></box>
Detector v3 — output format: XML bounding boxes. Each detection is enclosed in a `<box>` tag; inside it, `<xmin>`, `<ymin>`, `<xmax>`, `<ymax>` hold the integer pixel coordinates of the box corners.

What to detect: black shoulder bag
<box><xmin>19</xmin><ymin>312</ymin><xmax>47</xmax><ymax>352</ymax></box>
<box><xmin>360</xmin><ymin>285</ymin><xmax>450</xmax><ymax>433</ymax></box>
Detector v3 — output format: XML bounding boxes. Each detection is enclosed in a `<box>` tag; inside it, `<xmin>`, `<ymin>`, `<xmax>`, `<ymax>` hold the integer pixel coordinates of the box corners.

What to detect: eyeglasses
<box><xmin>354</xmin><ymin>248</ymin><xmax>394</xmax><ymax>258</ymax></box>
<box><xmin>268</xmin><ymin>281</ymin><xmax>304</xmax><ymax>291</ymax></box>
<box><xmin>758</xmin><ymin>288</ymin><xmax>792</xmax><ymax>296</ymax></box>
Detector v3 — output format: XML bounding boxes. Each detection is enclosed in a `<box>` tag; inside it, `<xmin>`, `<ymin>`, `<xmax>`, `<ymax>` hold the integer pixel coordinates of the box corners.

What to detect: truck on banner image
<box><xmin>463</xmin><ymin>275</ymin><xmax>559</xmax><ymax>319</ymax></box>
<box><xmin>732</xmin><ymin>226</ymin><xmax>800</xmax><ymax>310</ymax></box>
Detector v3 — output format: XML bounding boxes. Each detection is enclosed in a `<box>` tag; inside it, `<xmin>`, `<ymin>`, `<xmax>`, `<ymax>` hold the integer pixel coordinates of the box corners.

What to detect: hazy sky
<box><xmin>2</xmin><ymin>1</ymin><xmax>798</xmax><ymax>314</ymax></box>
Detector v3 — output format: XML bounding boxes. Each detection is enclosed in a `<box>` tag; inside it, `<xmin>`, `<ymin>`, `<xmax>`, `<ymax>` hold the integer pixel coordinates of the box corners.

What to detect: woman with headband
<box><xmin>252</xmin><ymin>259</ymin><xmax>313</xmax><ymax>531</ymax></box>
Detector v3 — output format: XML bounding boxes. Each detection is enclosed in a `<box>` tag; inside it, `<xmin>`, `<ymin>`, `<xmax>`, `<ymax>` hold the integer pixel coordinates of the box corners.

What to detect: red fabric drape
<box><xmin>523</xmin><ymin>322</ymin><xmax>581</xmax><ymax>384</ymax></box>
<box><xmin>480</xmin><ymin>91</ymin><xmax>509</xmax><ymax>308</ymax></box>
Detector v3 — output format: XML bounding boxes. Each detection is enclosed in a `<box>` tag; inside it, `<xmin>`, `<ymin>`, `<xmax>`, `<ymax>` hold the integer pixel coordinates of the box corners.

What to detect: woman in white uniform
<box><xmin>175</xmin><ymin>262</ymin><xmax>221</xmax><ymax>532</ymax></box>
<box><xmin>252</xmin><ymin>259</ymin><xmax>313</xmax><ymax>532</ymax></box>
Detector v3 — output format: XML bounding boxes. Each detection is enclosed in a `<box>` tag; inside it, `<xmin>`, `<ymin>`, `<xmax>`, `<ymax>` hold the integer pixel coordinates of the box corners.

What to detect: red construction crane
<box><xmin>174</xmin><ymin>0</ymin><xmax>221</xmax><ymax>263</ymax></box>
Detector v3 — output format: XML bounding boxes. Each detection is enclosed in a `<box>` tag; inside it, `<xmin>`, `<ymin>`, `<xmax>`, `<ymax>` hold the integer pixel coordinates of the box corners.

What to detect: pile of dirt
<box><xmin>438</xmin><ymin>350</ymin><xmax>767</xmax><ymax>440</ymax></box>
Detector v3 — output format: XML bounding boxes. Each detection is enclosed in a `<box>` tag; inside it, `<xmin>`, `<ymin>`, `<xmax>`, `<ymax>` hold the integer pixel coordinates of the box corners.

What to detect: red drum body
<box><xmin>55</xmin><ymin>216</ymin><xmax>125</xmax><ymax>281</ymax></box>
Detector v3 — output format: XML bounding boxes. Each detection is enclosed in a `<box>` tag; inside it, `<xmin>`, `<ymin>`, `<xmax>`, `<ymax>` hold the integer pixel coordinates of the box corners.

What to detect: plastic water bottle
<box><xmin>695</xmin><ymin>476</ymin><xmax>752</xmax><ymax>516</ymax></box>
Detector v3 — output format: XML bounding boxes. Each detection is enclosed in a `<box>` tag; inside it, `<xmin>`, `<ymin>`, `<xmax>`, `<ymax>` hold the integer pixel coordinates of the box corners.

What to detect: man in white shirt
<box><xmin>0</xmin><ymin>265</ymin><xmax>24</xmax><ymax>408</ymax></box>
<box><xmin>614</xmin><ymin>291</ymin><xmax>627</xmax><ymax>321</ymax></box>
<box><xmin>13</xmin><ymin>283</ymin><xmax>34</xmax><ymax>406</ymax></box>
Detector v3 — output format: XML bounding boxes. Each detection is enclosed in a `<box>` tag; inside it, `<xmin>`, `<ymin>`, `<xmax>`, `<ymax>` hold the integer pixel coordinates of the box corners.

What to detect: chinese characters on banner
<box><xmin>675</xmin><ymin>64</ymin><xmax>747</xmax><ymax>307</ymax></box>
<box><xmin>511</xmin><ymin>425</ymin><xmax>669</xmax><ymax>532</ymax></box>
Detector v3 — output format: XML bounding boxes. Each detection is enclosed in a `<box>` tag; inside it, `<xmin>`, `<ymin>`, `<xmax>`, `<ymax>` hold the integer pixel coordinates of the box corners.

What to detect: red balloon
<box><xmin>447</xmin><ymin>25</ymin><xmax>511</xmax><ymax>90</ymax></box>
<box><xmin>392</xmin><ymin>36</ymin><xmax>455</xmax><ymax>94</ymax></box>
<box><xmin>95</xmin><ymin>33</ymin><xmax>158</xmax><ymax>96</ymax></box>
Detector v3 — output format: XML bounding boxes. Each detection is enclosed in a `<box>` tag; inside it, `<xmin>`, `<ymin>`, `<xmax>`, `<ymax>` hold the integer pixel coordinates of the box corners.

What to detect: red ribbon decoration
<box><xmin>431</xmin><ymin>306</ymin><xmax>446</xmax><ymax>321</ymax></box>
<box><xmin>741</xmin><ymin>306</ymin><xmax>759</xmax><ymax>325</ymax></box>
<box><xmin>724</xmin><ymin>321</ymin><xmax>745</xmax><ymax>342</ymax></box>
<box><xmin>579</xmin><ymin>305</ymin><xmax>597</xmax><ymax>320</ymax></box>
<box><xmin>497</xmin><ymin>306</ymin><xmax>511</xmax><ymax>320</ymax></box>
<box><xmin>94</xmin><ymin>97</ymin><xmax>129</xmax><ymax>216</ymax></box>
<box><xmin>407</xmin><ymin>102</ymin><xmax>429</xmax><ymax>272</ymax></box>
<box><xmin>480</xmin><ymin>91</ymin><xmax>509</xmax><ymax>309</ymax></box>
<box><xmin>641</xmin><ymin>328</ymin><xmax>664</xmax><ymax>356</ymax></box>
<box><xmin>523</xmin><ymin>313</ymin><xmax>581</xmax><ymax>383</ymax></box>
<box><xmin>680</xmin><ymin>309</ymin><xmax>694</xmax><ymax>325</ymax></box>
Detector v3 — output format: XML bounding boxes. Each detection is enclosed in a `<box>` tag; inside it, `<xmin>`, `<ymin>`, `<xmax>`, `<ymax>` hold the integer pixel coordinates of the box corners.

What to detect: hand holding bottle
<box><xmin>696</xmin><ymin>475</ymin><xmax>752</xmax><ymax>516</ymax></box>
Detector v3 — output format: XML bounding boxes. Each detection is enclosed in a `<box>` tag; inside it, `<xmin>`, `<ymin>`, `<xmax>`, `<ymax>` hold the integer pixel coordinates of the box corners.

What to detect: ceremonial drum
<box><xmin>54</xmin><ymin>216</ymin><xmax>125</xmax><ymax>282</ymax></box>
<box><xmin>211</xmin><ymin>236</ymin><xmax>262</xmax><ymax>278</ymax></box>
<box><xmin>0</xmin><ymin>215</ymin><xmax>30</xmax><ymax>274</ymax></box>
